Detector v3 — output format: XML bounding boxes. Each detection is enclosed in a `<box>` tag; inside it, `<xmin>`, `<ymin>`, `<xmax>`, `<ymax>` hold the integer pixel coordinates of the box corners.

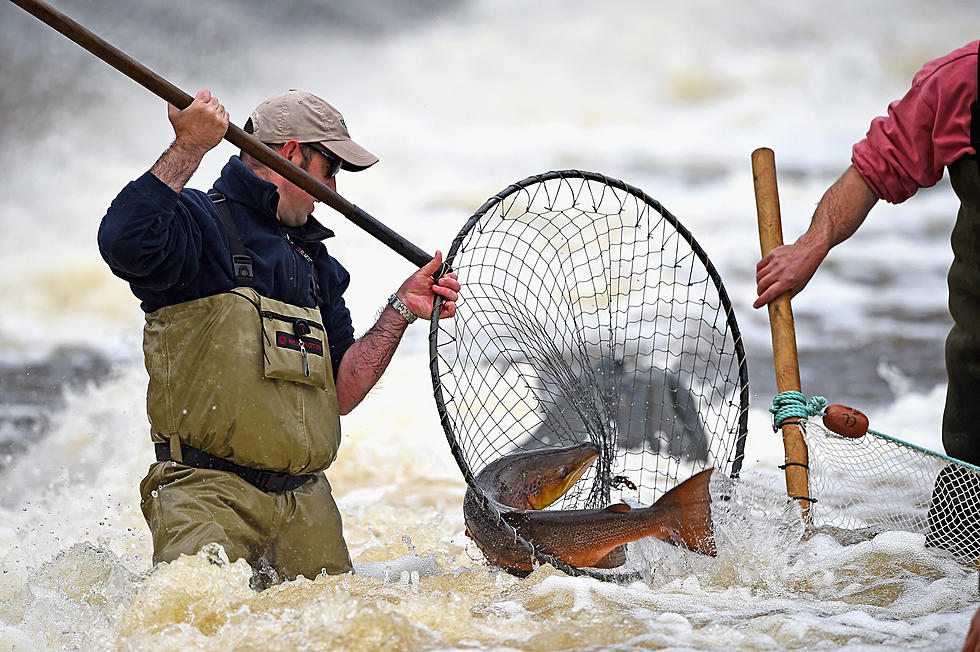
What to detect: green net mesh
<box><xmin>797</xmin><ymin>418</ymin><xmax>980</xmax><ymax>564</ymax></box>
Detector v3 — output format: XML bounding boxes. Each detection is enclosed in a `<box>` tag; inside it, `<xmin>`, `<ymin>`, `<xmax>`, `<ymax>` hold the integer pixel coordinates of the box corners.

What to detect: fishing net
<box><xmin>429</xmin><ymin>170</ymin><xmax>749</xmax><ymax>579</ymax></box>
<box><xmin>771</xmin><ymin>395</ymin><xmax>980</xmax><ymax>565</ymax></box>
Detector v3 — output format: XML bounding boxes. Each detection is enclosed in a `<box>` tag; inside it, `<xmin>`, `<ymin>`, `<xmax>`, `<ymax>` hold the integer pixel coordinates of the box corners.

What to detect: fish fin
<box><xmin>605</xmin><ymin>503</ymin><xmax>632</xmax><ymax>513</ymax></box>
<box><xmin>651</xmin><ymin>468</ymin><xmax>717</xmax><ymax>556</ymax></box>
<box><xmin>590</xmin><ymin>544</ymin><xmax>627</xmax><ymax>569</ymax></box>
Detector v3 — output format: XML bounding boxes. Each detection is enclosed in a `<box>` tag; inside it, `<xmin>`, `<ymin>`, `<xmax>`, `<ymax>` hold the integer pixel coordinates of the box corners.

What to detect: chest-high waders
<box><xmin>924</xmin><ymin>43</ymin><xmax>980</xmax><ymax>564</ymax></box>
<box><xmin>138</xmin><ymin>192</ymin><xmax>352</xmax><ymax>585</ymax></box>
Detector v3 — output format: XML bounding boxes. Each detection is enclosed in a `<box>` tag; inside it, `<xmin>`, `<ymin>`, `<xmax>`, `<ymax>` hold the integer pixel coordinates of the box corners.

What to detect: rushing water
<box><xmin>2</xmin><ymin>0</ymin><xmax>980</xmax><ymax>649</ymax></box>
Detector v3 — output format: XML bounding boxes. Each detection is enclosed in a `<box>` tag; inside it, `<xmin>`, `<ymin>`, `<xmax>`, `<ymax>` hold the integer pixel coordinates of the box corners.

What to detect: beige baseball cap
<box><xmin>247</xmin><ymin>90</ymin><xmax>378</xmax><ymax>171</ymax></box>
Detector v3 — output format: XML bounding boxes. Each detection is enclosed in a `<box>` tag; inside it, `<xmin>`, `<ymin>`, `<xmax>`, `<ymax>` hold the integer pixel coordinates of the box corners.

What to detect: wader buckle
<box><xmin>232</xmin><ymin>254</ymin><xmax>253</xmax><ymax>281</ymax></box>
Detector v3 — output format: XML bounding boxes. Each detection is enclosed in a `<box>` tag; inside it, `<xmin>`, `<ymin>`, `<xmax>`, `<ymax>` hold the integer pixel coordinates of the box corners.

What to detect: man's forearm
<box><xmin>754</xmin><ymin>165</ymin><xmax>880</xmax><ymax>308</ymax></box>
<box><xmin>798</xmin><ymin>165</ymin><xmax>878</xmax><ymax>252</ymax></box>
<box><xmin>150</xmin><ymin>140</ymin><xmax>208</xmax><ymax>193</ymax></box>
<box><xmin>335</xmin><ymin>306</ymin><xmax>409</xmax><ymax>415</ymax></box>
<box><xmin>333</xmin><ymin>250</ymin><xmax>461</xmax><ymax>412</ymax></box>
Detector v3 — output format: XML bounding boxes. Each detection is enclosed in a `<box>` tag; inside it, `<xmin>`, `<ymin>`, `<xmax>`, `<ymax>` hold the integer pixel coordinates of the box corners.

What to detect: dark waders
<box><xmin>926</xmin><ymin>47</ymin><xmax>980</xmax><ymax>561</ymax></box>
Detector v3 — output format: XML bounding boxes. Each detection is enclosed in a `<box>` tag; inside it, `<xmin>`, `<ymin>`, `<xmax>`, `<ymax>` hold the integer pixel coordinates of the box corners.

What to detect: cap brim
<box><xmin>321</xmin><ymin>139</ymin><xmax>379</xmax><ymax>172</ymax></box>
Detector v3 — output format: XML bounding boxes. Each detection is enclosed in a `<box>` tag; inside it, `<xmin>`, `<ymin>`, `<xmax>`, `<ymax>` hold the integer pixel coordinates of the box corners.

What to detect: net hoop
<box><xmin>428</xmin><ymin>170</ymin><xmax>750</xmax><ymax>580</ymax></box>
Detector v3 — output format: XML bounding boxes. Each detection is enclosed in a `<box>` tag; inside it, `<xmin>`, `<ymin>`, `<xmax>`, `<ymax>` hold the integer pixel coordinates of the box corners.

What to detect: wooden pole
<box><xmin>8</xmin><ymin>0</ymin><xmax>433</xmax><ymax>269</ymax></box>
<box><xmin>751</xmin><ymin>147</ymin><xmax>813</xmax><ymax>523</ymax></box>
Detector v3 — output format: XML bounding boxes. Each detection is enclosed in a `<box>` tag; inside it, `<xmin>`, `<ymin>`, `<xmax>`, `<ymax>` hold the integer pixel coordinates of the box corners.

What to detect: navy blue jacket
<box><xmin>99</xmin><ymin>156</ymin><xmax>355</xmax><ymax>375</ymax></box>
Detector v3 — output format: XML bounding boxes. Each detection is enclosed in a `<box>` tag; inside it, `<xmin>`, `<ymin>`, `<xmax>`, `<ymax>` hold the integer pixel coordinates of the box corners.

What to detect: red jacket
<box><xmin>852</xmin><ymin>40</ymin><xmax>979</xmax><ymax>204</ymax></box>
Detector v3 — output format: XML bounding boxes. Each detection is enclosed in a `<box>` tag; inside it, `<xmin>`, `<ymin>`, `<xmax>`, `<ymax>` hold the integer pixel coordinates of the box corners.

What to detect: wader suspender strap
<box><xmin>209</xmin><ymin>190</ymin><xmax>324</xmax><ymax>306</ymax></box>
<box><xmin>208</xmin><ymin>190</ymin><xmax>254</xmax><ymax>287</ymax></box>
<box><xmin>311</xmin><ymin>260</ymin><xmax>323</xmax><ymax>306</ymax></box>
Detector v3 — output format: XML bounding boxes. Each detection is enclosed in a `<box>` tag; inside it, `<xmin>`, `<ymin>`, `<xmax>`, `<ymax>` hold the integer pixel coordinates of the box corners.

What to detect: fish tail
<box><xmin>650</xmin><ymin>468</ymin><xmax>716</xmax><ymax>556</ymax></box>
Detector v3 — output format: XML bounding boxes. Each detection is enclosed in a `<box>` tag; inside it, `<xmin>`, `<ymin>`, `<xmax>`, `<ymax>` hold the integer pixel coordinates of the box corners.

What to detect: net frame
<box><xmin>428</xmin><ymin>170</ymin><xmax>750</xmax><ymax>580</ymax></box>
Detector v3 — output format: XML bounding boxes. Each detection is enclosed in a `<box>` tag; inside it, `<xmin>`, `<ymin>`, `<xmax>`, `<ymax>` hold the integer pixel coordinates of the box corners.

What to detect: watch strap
<box><xmin>388</xmin><ymin>293</ymin><xmax>418</xmax><ymax>324</ymax></box>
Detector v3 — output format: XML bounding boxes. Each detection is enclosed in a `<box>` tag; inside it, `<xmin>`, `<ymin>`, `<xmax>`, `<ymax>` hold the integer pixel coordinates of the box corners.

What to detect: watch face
<box><xmin>389</xmin><ymin>294</ymin><xmax>416</xmax><ymax>323</ymax></box>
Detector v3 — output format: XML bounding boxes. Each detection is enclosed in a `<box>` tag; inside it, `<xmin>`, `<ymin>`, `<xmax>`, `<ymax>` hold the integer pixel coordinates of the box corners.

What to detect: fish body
<box><xmin>464</xmin><ymin>445</ymin><xmax>716</xmax><ymax>575</ymax></box>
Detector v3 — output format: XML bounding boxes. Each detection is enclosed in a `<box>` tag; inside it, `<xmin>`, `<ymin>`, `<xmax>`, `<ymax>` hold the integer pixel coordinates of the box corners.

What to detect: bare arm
<box><xmin>754</xmin><ymin>165</ymin><xmax>879</xmax><ymax>308</ymax></box>
<box><xmin>150</xmin><ymin>89</ymin><xmax>229</xmax><ymax>193</ymax></box>
<box><xmin>335</xmin><ymin>251</ymin><xmax>460</xmax><ymax>414</ymax></box>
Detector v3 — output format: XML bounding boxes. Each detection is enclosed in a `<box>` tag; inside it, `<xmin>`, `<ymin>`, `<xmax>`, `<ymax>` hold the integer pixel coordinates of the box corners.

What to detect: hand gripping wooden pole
<box><xmin>8</xmin><ymin>0</ymin><xmax>433</xmax><ymax>269</ymax></box>
<box><xmin>752</xmin><ymin>147</ymin><xmax>813</xmax><ymax>524</ymax></box>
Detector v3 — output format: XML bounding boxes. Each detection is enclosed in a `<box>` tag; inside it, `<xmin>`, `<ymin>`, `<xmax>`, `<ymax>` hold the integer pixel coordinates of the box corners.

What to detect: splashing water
<box><xmin>0</xmin><ymin>358</ymin><xmax>976</xmax><ymax>650</ymax></box>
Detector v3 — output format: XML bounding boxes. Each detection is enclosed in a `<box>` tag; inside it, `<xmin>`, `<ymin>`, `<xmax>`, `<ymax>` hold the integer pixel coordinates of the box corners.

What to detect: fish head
<box><xmin>525</xmin><ymin>443</ymin><xmax>600</xmax><ymax>508</ymax></box>
<box><xmin>483</xmin><ymin>443</ymin><xmax>599</xmax><ymax>510</ymax></box>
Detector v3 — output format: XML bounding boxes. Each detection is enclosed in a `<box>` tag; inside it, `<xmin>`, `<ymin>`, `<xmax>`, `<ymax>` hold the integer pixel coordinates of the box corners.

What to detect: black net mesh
<box><xmin>429</xmin><ymin>171</ymin><xmax>749</xmax><ymax>576</ymax></box>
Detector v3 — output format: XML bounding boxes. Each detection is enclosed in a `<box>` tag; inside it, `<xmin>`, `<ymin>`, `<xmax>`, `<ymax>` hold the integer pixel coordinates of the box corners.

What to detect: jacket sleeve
<box><xmin>98</xmin><ymin>171</ymin><xmax>208</xmax><ymax>290</ymax></box>
<box><xmin>851</xmin><ymin>43</ymin><xmax>977</xmax><ymax>204</ymax></box>
<box><xmin>318</xmin><ymin>255</ymin><xmax>356</xmax><ymax>379</ymax></box>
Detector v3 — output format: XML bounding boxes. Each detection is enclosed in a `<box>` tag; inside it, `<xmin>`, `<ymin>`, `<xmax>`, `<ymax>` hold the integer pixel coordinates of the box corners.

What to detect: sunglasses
<box><xmin>307</xmin><ymin>144</ymin><xmax>343</xmax><ymax>179</ymax></box>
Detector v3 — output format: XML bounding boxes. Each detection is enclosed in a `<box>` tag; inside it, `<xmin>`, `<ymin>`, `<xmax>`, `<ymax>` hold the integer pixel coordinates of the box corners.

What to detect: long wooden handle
<box><xmin>9</xmin><ymin>0</ymin><xmax>433</xmax><ymax>269</ymax></box>
<box><xmin>752</xmin><ymin>147</ymin><xmax>812</xmax><ymax>523</ymax></box>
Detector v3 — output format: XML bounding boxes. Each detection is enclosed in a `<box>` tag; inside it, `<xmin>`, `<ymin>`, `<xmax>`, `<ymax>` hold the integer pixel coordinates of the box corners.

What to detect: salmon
<box><xmin>463</xmin><ymin>445</ymin><xmax>716</xmax><ymax>576</ymax></box>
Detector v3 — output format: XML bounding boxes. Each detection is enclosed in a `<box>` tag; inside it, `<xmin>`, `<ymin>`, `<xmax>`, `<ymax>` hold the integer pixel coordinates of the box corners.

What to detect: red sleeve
<box><xmin>851</xmin><ymin>41</ymin><xmax>978</xmax><ymax>205</ymax></box>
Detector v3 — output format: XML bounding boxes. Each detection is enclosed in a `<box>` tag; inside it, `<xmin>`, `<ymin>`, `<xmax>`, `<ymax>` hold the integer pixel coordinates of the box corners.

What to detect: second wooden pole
<box><xmin>752</xmin><ymin>147</ymin><xmax>813</xmax><ymax>524</ymax></box>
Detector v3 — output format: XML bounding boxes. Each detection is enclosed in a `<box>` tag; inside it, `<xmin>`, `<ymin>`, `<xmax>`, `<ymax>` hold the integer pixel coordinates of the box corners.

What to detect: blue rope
<box><xmin>767</xmin><ymin>393</ymin><xmax>980</xmax><ymax>478</ymax></box>
<box><xmin>770</xmin><ymin>391</ymin><xmax>828</xmax><ymax>430</ymax></box>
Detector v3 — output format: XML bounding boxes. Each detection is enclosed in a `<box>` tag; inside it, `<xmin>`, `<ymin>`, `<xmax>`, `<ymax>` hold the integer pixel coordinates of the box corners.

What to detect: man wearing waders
<box><xmin>754</xmin><ymin>42</ymin><xmax>980</xmax><ymax>565</ymax></box>
<box><xmin>98</xmin><ymin>89</ymin><xmax>460</xmax><ymax>586</ymax></box>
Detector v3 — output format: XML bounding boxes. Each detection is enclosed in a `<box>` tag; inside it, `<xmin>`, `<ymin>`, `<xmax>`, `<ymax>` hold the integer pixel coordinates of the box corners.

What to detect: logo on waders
<box><xmin>275</xmin><ymin>332</ymin><xmax>324</xmax><ymax>356</ymax></box>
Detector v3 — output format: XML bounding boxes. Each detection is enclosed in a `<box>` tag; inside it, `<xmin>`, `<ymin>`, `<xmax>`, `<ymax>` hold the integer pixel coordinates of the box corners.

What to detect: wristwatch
<box><xmin>387</xmin><ymin>293</ymin><xmax>418</xmax><ymax>324</ymax></box>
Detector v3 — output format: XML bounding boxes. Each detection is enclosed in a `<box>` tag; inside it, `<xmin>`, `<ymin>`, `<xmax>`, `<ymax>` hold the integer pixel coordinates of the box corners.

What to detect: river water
<box><xmin>1</xmin><ymin>0</ymin><xmax>980</xmax><ymax>649</ymax></box>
